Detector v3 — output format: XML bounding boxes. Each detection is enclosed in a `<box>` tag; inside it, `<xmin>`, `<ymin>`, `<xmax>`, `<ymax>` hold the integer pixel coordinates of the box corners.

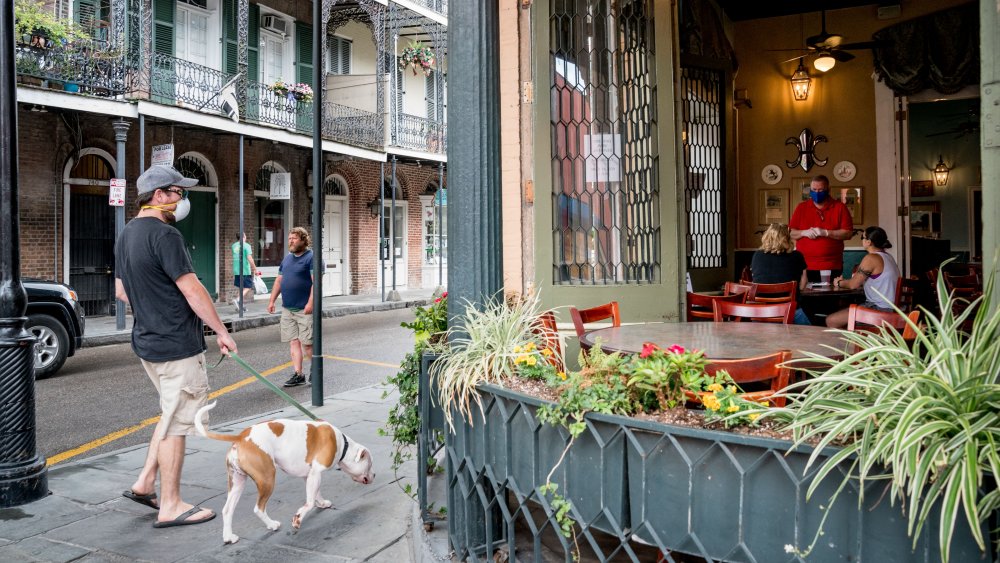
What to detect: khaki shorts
<box><xmin>280</xmin><ymin>308</ymin><xmax>313</xmax><ymax>345</ymax></box>
<box><xmin>141</xmin><ymin>353</ymin><xmax>210</xmax><ymax>439</ymax></box>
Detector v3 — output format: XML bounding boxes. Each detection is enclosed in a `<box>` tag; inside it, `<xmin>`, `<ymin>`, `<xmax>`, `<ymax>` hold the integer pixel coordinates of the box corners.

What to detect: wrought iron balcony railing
<box><xmin>14</xmin><ymin>40</ymin><xmax>126</xmax><ymax>96</ymax></box>
<box><xmin>146</xmin><ymin>52</ymin><xmax>237</xmax><ymax>112</ymax></box>
<box><xmin>403</xmin><ymin>0</ymin><xmax>448</xmax><ymax>17</ymax></box>
<box><xmin>323</xmin><ymin>102</ymin><xmax>383</xmax><ymax>149</ymax></box>
<box><xmin>245</xmin><ymin>81</ymin><xmax>312</xmax><ymax>132</ymax></box>
<box><xmin>393</xmin><ymin>113</ymin><xmax>446</xmax><ymax>154</ymax></box>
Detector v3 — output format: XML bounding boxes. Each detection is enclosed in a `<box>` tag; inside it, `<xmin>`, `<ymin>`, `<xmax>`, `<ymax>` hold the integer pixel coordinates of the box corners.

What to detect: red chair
<box><xmin>569</xmin><ymin>302</ymin><xmax>621</xmax><ymax>338</ymax></box>
<box><xmin>747</xmin><ymin>280</ymin><xmax>797</xmax><ymax>304</ymax></box>
<box><xmin>739</xmin><ymin>265</ymin><xmax>753</xmax><ymax>284</ymax></box>
<box><xmin>534</xmin><ymin>311</ymin><xmax>564</xmax><ymax>371</ymax></box>
<box><xmin>686</xmin><ymin>291</ymin><xmax>745</xmax><ymax>322</ymax></box>
<box><xmin>847</xmin><ymin>305</ymin><xmax>921</xmax><ymax>341</ymax></box>
<box><xmin>943</xmin><ymin>272</ymin><xmax>982</xmax><ymax>300</ymax></box>
<box><xmin>723</xmin><ymin>281</ymin><xmax>753</xmax><ymax>298</ymax></box>
<box><xmin>894</xmin><ymin>276</ymin><xmax>920</xmax><ymax>313</ymax></box>
<box><xmin>702</xmin><ymin>350</ymin><xmax>793</xmax><ymax>408</ymax></box>
<box><xmin>712</xmin><ymin>300</ymin><xmax>794</xmax><ymax>324</ymax></box>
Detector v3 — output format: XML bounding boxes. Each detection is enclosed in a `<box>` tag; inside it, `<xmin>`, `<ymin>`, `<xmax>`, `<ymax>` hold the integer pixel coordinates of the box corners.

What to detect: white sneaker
<box><xmin>231</xmin><ymin>298</ymin><xmax>241</xmax><ymax>312</ymax></box>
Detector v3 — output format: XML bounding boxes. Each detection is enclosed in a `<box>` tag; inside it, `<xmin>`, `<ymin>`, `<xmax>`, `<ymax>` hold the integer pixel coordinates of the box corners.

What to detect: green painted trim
<box><xmin>531</xmin><ymin>0</ymin><xmax>684</xmax><ymax>323</ymax></box>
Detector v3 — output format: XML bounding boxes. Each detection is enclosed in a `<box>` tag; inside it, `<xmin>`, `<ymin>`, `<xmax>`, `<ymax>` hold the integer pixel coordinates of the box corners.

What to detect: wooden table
<box><xmin>579</xmin><ymin>322</ymin><xmax>847</xmax><ymax>360</ymax></box>
<box><xmin>798</xmin><ymin>283</ymin><xmax>865</xmax><ymax>324</ymax></box>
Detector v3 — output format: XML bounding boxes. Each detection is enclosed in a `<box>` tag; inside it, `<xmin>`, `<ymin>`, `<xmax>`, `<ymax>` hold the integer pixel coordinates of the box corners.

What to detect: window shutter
<box><xmin>222</xmin><ymin>0</ymin><xmax>236</xmax><ymax>74</ymax></box>
<box><xmin>75</xmin><ymin>0</ymin><xmax>100</xmax><ymax>34</ymax></box>
<box><xmin>247</xmin><ymin>3</ymin><xmax>259</xmax><ymax>81</ymax></box>
<box><xmin>296</xmin><ymin>21</ymin><xmax>313</xmax><ymax>85</ymax></box>
<box><xmin>152</xmin><ymin>0</ymin><xmax>175</xmax><ymax>56</ymax></box>
<box><xmin>425</xmin><ymin>71</ymin><xmax>436</xmax><ymax>119</ymax></box>
<box><xmin>395</xmin><ymin>69</ymin><xmax>404</xmax><ymax>114</ymax></box>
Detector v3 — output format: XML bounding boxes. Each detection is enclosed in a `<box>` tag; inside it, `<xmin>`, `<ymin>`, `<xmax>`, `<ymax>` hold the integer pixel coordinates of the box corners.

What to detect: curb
<box><xmin>82</xmin><ymin>298</ymin><xmax>432</xmax><ymax>348</ymax></box>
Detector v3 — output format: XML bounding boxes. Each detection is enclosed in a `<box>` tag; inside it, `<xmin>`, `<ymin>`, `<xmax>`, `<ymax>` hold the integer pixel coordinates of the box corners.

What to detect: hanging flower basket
<box><xmin>290</xmin><ymin>82</ymin><xmax>313</xmax><ymax>103</ymax></box>
<box><xmin>398</xmin><ymin>42</ymin><xmax>435</xmax><ymax>76</ymax></box>
<box><xmin>270</xmin><ymin>79</ymin><xmax>289</xmax><ymax>98</ymax></box>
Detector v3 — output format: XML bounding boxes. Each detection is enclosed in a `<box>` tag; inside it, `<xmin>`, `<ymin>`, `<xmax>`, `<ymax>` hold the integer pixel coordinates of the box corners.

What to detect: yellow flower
<box><xmin>703</xmin><ymin>395</ymin><xmax>721</xmax><ymax>411</ymax></box>
<box><xmin>727</xmin><ymin>385</ymin><xmax>737</xmax><ymax>393</ymax></box>
<box><xmin>515</xmin><ymin>354</ymin><xmax>528</xmax><ymax>364</ymax></box>
<box><xmin>558</xmin><ymin>371</ymin><xmax>567</xmax><ymax>380</ymax></box>
<box><xmin>727</xmin><ymin>405</ymin><xmax>740</xmax><ymax>413</ymax></box>
<box><xmin>513</xmin><ymin>345</ymin><xmax>523</xmax><ymax>354</ymax></box>
<box><xmin>525</xmin><ymin>342</ymin><xmax>536</xmax><ymax>351</ymax></box>
<box><xmin>748</xmin><ymin>413</ymin><xmax>760</xmax><ymax>422</ymax></box>
<box><xmin>527</xmin><ymin>356</ymin><xmax>537</xmax><ymax>366</ymax></box>
<box><xmin>541</xmin><ymin>348</ymin><xmax>553</xmax><ymax>357</ymax></box>
<box><xmin>707</xmin><ymin>383</ymin><xmax>723</xmax><ymax>392</ymax></box>
<box><xmin>758</xmin><ymin>401</ymin><xmax>770</xmax><ymax>407</ymax></box>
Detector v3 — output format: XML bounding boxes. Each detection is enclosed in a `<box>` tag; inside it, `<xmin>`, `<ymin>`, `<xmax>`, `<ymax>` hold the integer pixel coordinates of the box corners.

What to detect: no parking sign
<box><xmin>109</xmin><ymin>178</ymin><xmax>126</xmax><ymax>207</ymax></box>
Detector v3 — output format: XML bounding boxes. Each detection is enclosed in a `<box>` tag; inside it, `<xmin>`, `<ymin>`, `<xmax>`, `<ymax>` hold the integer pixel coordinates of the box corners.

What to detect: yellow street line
<box><xmin>319</xmin><ymin>354</ymin><xmax>399</xmax><ymax>369</ymax></box>
<box><xmin>46</xmin><ymin>360</ymin><xmax>293</xmax><ymax>467</ymax></box>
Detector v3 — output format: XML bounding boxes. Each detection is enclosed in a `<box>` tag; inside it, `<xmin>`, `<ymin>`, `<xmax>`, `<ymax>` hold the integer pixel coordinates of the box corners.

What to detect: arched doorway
<box><xmin>254</xmin><ymin>162</ymin><xmax>291</xmax><ymax>282</ymax></box>
<box><xmin>378</xmin><ymin>179</ymin><xmax>407</xmax><ymax>290</ymax></box>
<box><xmin>64</xmin><ymin>149</ymin><xmax>116</xmax><ymax>316</ymax></box>
<box><xmin>323</xmin><ymin>175</ymin><xmax>349</xmax><ymax>296</ymax></box>
<box><xmin>174</xmin><ymin>153</ymin><xmax>220</xmax><ymax>298</ymax></box>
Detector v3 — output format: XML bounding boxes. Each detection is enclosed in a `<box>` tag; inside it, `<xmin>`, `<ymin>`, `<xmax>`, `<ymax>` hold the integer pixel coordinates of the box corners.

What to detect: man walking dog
<box><xmin>267</xmin><ymin>226</ymin><xmax>314</xmax><ymax>387</ymax></box>
<box><xmin>115</xmin><ymin>164</ymin><xmax>237</xmax><ymax>528</ymax></box>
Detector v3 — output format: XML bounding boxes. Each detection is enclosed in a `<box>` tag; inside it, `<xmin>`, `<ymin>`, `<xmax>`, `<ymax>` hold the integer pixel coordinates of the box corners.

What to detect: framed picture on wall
<box><xmin>760</xmin><ymin>189</ymin><xmax>790</xmax><ymax>225</ymax></box>
<box><xmin>834</xmin><ymin>186</ymin><xmax>862</xmax><ymax>223</ymax></box>
<box><xmin>794</xmin><ymin>177</ymin><xmax>813</xmax><ymax>201</ymax></box>
<box><xmin>910</xmin><ymin>201</ymin><xmax>941</xmax><ymax>237</ymax></box>
<box><xmin>910</xmin><ymin>180</ymin><xmax>934</xmax><ymax>198</ymax></box>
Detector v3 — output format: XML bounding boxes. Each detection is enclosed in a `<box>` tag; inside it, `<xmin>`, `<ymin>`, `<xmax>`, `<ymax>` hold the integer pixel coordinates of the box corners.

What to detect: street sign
<box><xmin>109</xmin><ymin>178</ymin><xmax>126</xmax><ymax>207</ymax></box>
<box><xmin>270</xmin><ymin>173</ymin><xmax>291</xmax><ymax>200</ymax></box>
<box><xmin>151</xmin><ymin>144</ymin><xmax>174</xmax><ymax>166</ymax></box>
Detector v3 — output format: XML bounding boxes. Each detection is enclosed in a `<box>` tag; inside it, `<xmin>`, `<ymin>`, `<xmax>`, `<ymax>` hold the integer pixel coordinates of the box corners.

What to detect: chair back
<box><xmin>534</xmin><ymin>311</ymin><xmax>564</xmax><ymax>371</ymax></box>
<box><xmin>568</xmin><ymin>301</ymin><xmax>621</xmax><ymax>338</ymax></box>
<box><xmin>686</xmin><ymin>292</ymin><xmax>745</xmax><ymax>322</ymax></box>
<box><xmin>739</xmin><ymin>264</ymin><xmax>753</xmax><ymax>284</ymax></box>
<box><xmin>712</xmin><ymin>300</ymin><xmax>794</xmax><ymax>324</ymax></box>
<box><xmin>748</xmin><ymin>280</ymin><xmax>797</xmax><ymax>304</ymax></box>
<box><xmin>943</xmin><ymin>272</ymin><xmax>982</xmax><ymax>298</ymax></box>
<box><xmin>704</xmin><ymin>350</ymin><xmax>792</xmax><ymax>407</ymax></box>
<box><xmin>723</xmin><ymin>281</ymin><xmax>753</xmax><ymax>298</ymax></box>
<box><xmin>847</xmin><ymin>305</ymin><xmax>920</xmax><ymax>339</ymax></box>
<box><xmin>894</xmin><ymin>276</ymin><xmax>919</xmax><ymax>312</ymax></box>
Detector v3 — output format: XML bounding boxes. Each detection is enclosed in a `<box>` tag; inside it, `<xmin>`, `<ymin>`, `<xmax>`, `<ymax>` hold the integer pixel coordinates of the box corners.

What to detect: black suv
<box><xmin>24</xmin><ymin>279</ymin><xmax>86</xmax><ymax>378</ymax></box>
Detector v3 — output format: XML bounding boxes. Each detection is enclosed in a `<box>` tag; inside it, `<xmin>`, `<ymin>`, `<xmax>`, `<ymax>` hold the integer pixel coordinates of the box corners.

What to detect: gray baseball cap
<box><xmin>136</xmin><ymin>165</ymin><xmax>199</xmax><ymax>195</ymax></box>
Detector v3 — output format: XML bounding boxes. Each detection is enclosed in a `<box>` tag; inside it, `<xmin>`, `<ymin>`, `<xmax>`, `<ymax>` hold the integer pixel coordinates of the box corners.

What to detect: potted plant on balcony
<box><xmin>14</xmin><ymin>0</ymin><xmax>87</xmax><ymax>48</ymax></box>
<box><xmin>290</xmin><ymin>82</ymin><xmax>313</xmax><ymax>103</ymax></box>
<box><xmin>398</xmin><ymin>42</ymin><xmax>435</xmax><ymax>76</ymax></box>
<box><xmin>270</xmin><ymin>79</ymin><xmax>290</xmax><ymax>99</ymax></box>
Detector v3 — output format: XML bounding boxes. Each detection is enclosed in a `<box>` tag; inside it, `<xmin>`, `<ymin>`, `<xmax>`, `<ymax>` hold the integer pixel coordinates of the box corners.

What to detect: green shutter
<box><xmin>152</xmin><ymin>0</ymin><xmax>174</xmax><ymax>56</ymax></box>
<box><xmin>223</xmin><ymin>0</ymin><xmax>237</xmax><ymax>74</ymax></box>
<box><xmin>247</xmin><ymin>3</ymin><xmax>259</xmax><ymax>82</ymax></box>
<box><xmin>296</xmin><ymin>21</ymin><xmax>313</xmax><ymax>86</ymax></box>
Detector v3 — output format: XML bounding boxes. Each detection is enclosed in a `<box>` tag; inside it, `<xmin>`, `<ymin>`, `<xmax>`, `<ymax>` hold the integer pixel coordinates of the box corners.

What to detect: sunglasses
<box><xmin>163</xmin><ymin>187</ymin><xmax>189</xmax><ymax>199</ymax></box>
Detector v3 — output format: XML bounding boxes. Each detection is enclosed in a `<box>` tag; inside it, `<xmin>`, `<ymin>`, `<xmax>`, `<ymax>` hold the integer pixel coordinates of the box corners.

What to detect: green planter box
<box><xmin>444</xmin><ymin>385</ymin><xmax>997</xmax><ymax>562</ymax></box>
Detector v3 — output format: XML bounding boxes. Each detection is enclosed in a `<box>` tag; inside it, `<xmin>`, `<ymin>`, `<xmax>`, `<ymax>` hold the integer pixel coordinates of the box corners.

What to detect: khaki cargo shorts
<box><xmin>280</xmin><ymin>308</ymin><xmax>313</xmax><ymax>345</ymax></box>
<box><xmin>141</xmin><ymin>353</ymin><xmax>210</xmax><ymax>439</ymax></box>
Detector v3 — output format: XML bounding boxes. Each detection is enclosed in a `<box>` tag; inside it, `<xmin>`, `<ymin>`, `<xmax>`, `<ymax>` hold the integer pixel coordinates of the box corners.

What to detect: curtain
<box><xmin>873</xmin><ymin>2</ymin><xmax>978</xmax><ymax>96</ymax></box>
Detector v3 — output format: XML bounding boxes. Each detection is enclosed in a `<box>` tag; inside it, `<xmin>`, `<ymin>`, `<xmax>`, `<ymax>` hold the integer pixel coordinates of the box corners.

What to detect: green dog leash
<box><xmin>211</xmin><ymin>352</ymin><xmax>319</xmax><ymax>421</ymax></box>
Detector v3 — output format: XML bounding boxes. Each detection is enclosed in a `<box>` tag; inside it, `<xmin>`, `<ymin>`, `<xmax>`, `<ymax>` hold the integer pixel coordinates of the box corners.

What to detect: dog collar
<box><xmin>338</xmin><ymin>434</ymin><xmax>350</xmax><ymax>465</ymax></box>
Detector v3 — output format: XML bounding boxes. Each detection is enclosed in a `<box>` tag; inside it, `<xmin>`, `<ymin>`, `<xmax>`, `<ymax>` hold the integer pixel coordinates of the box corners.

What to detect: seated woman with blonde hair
<box><xmin>826</xmin><ymin>226</ymin><xmax>900</xmax><ymax>329</ymax></box>
<box><xmin>751</xmin><ymin>223</ymin><xmax>810</xmax><ymax>325</ymax></box>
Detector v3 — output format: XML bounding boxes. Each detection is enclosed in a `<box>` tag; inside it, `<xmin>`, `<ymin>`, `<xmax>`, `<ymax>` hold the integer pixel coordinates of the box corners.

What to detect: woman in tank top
<box><xmin>825</xmin><ymin>226</ymin><xmax>900</xmax><ymax>328</ymax></box>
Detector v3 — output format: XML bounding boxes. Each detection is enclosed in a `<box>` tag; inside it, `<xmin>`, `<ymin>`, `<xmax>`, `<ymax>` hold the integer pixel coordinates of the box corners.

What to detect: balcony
<box><xmin>15</xmin><ymin>39</ymin><xmax>126</xmax><ymax>96</ymax></box>
<box><xmin>404</xmin><ymin>0</ymin><xmax>448</xmax><ymax>17</ymax></box>
<box><xmin>393</xmin><ymin>113</ymin><xmax>446</xmax><ymax>154</ymax></box>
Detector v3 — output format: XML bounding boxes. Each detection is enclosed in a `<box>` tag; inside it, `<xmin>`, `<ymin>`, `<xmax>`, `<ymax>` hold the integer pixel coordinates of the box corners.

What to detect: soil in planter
<box><xmin>503</xmin><ymin>377</ymin><xmax>794</xmax><ymax>441</ymax></box>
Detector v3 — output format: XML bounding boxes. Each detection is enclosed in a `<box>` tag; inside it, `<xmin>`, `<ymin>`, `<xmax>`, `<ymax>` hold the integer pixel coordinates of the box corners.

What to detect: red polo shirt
<box><xmin>789</xmin><ymin>198</ymin><xmax>853</xmax><ymax>270</ymax></box>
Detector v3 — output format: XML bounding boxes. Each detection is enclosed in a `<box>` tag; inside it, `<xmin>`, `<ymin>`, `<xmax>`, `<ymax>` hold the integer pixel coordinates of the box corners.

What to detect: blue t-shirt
<box><xmin>278</xmin><ymin>250</ymin><xmax>313</xmax><ymax>310</ymax></box>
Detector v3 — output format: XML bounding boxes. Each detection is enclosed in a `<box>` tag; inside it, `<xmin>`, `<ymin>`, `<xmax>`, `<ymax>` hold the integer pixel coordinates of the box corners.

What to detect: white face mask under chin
<box><xmin>171</xmin><ymin>198</ymin><xmax>191</xmax><ymax>222</ymax></box>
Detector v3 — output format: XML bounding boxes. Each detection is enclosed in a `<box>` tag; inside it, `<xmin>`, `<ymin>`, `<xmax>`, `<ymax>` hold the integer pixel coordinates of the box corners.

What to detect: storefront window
<box><xmin>256</xmin><ymin>197</ymin><xmax>287</xmax><ymax>267</ymax></box>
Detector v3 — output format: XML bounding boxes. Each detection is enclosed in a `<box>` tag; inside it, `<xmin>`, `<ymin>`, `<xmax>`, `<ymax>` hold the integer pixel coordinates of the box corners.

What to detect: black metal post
<box><xmin>310</xmin><ymin>0</ymin><xmax>323</xmax><ymax>406</ymax></box>
<box><xmin>238</xmin><ymin>134</ymin><xmax>244</xmax><ymax>318</ymax></box>
<box><xmin>379</xmin><ymin>161</ymin><xmax>385</xmax><ymax>302</ymax></box>
<box><xmin>447</xmin><ymin>0</ymin><xmax>503</xmax><ymax>321</ymax></box>
<box><xmin>113</xmin><ymin>119</ymin><xmax>129</xmax><ymax>331</ymax></box>
<box><xmin>437</xmin><ymin>162</ymin><xmax>444</xmax><ymax>289</ymax></box>
<box><xmin>0</xmin><ymin>0</ymin><xmax>48</xmax><ymax>507</ymax></box>
<box><xmin>388</xmin><ymin>155</ymin><xmax>399</xmax><ymax>301</ymax></box>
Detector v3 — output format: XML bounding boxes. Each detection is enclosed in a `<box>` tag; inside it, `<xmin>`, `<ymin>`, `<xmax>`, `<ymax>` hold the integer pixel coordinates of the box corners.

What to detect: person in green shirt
<box><xmin>231</xmin><ymin>233</ymin><xmax>257</xmax><ymax>312</ymax></box>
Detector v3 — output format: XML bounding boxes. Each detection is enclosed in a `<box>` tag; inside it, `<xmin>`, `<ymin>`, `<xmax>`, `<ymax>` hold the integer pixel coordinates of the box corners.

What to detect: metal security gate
<box><xmin>69</xmin><ymin>192</ymin><xmax>115</xmax><ymax>316</ymax></box>
<box><xmin>681</xmin><ymin>65</ymin><xmax>726</xmax><ymax>270</ymax></box>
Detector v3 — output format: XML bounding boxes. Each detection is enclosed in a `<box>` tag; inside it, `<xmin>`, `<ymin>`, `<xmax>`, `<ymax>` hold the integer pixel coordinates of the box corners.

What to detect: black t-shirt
<box><xmin>751</xmin><ymin>250</ymin><xmax>807</xmax><ymax>286</ymax></box>
<box><xmin>115</xmin><ymin>217</ymin><xmax>205</xmax><ymax>362</ymax></box>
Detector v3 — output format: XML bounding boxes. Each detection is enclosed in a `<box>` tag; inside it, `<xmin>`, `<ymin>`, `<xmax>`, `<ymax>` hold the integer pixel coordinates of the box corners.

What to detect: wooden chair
<box><xmin>723</xmin><ymin>281</ymin><xmax>753</xmax><ymax>298</ymax></box>
<box><xmin>569</xmin><ymin>301</ymin><xmax>621</xmax><ymax>338</ymax></box>
<box><xmin>534</xmin><ymin>311</ymin><xmax>564</xmax><ymax>371</ymax></box>
<box><xmin>686</xmin><ymin>291</ymin><xmax>746</xmax><ymax>322</ymax></box>
<box><xmin>847</xmin><ymin>305</ymin><xmax>921</xmax><ymax>341</ymax></box>
<box><xmin>703</xmin><ymin>350</ymin><xmax>793</xmax><ymax>408</ymax></box>
<box><xmin>894</xmin><ymin>276</ymin><xmax>920</xmax><ymax>312</ymax></box>
<box><xmin>712</xmin><ymin>300</ymin><xmax>794</xmax><ymax>324</ymax></box>
<box><xmin>739</xmin><ymin>264</ymin><xmax>753</xmax><ymax>284</ymax></box>
<box><xmin>943</xmin><ymin>272</ymin><xmax>982</xmax><ymax>299</ymax></box>
<box><xmin>747</xmin><ymin>280</ymin><xmax>797</xmax><ymax>304</ymax></box>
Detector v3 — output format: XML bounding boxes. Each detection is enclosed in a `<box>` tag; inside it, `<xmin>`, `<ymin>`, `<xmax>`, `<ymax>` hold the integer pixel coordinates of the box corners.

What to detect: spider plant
<box><xmin>772</xmin><ymin>267</ymin><xmax>1000</xmax><ymax>562</ymax></box>
<box><xmin>432</xmin><ymin>292</ymin><xmax>557</xmax><ymax>430</ymax></box>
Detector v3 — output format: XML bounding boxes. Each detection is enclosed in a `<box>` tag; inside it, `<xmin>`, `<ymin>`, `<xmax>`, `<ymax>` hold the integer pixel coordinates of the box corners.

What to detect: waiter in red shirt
<box><xmin>789</xmin><ymin>174</ymin><xmax>854</xmax><ymax>281</ymax></box>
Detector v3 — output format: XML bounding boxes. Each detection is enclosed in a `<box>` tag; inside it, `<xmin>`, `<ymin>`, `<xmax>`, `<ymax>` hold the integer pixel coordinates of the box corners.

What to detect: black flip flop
<box><xmin>152</xmin><ymin>506</ymin><xmax>216</xmax><ymax>528</ymax></box>
<box><xmin>123</xmin><ymin>489</ymin><xmax>159</xmax><ymax>510</ymax></box>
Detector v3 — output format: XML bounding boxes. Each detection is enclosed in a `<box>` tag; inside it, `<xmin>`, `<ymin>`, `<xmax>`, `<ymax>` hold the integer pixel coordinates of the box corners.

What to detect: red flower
<box><xmin>434</xmin><ymin>297</ymin><xmax>441</xmax><ymax>303</ymax></box>
<box><xmin>441</xmin><ymin>292</ymin><xmax>448</xmax><ymax>299</ymax></box>
<box><xmin>667</xmin><ymin>345</ymin><xmax>686</xmax><ymax>355</ymax></box>
<box><xmin>639</xmin><ymin>342</ymin><xmax>659</xmax><ymax>359</ymax></box>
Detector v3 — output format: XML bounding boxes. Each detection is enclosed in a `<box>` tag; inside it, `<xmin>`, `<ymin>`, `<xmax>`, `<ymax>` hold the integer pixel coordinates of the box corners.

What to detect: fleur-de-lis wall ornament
<box><xmin>785</xmin><ymin>128</ymin><xmax>829</xmax><ymax>172</ymax></box>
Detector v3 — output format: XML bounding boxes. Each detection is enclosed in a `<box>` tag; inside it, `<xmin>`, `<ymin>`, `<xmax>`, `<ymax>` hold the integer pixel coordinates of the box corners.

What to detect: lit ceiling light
<box><xmin>813</xmin><ymin>53</ymin><xmax>836</xmax><ymax>72</ymax></box>
<box><xmin>933</xmin><ymin>155</ymin><xmax>950</xmax><ymax>186</ymax></box>
<box><xmin>790</xmin><ymin>60</ymin><xmax>811</xmax><ymax>101</ymax></box>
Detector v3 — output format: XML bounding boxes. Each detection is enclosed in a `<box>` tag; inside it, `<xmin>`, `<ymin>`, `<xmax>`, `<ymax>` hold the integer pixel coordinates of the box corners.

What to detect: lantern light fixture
<box><xmin>790</xmin><ymin>59</ymin><xmax>812</xmax><ymax>101</ymax></box>
<box><xmin>933</xmin><ymin>155</ymin><xmax>950</xmax><ymax>186</ymax></box>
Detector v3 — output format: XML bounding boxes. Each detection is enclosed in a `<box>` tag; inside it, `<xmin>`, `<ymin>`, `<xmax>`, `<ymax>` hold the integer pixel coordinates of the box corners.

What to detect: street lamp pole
<box><xmin>113</xmin><ymin>119</ymin><xmax>129</xmax><ymax>331</ymax></box>
<box><xmin>0</xmin><ymin>0</ymin><xmax>49</xmax><ymax>507</ymax></box>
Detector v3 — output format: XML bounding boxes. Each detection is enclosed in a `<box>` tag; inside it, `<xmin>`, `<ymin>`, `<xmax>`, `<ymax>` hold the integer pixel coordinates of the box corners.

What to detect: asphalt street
<box><xmin>35</xmin><ymin>307</ymin><xmax>416</xmax><ymax>465</ymax></box>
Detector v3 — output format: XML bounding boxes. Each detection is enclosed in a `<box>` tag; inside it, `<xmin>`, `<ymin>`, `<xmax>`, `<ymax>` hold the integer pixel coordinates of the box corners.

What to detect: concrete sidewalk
<box><xmin>0</xmin><ymin>384</ymin><xmax>454</xmax><ymax>562</ymax></box>
<box><xmin>83</xmin><ymin>288</ymin><xmax>440</xmax><ymax>347</ymax></box>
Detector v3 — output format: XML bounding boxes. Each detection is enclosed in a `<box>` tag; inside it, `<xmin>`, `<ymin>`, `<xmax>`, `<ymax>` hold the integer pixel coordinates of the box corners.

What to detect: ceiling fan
<box><xmin>771</xmin><ymin>10</ymin><xmax>879</xmax><ymax>72</ymax></box>
<box><xmin>926</xmin><ymin>110</ymin><xmax>980</xmax><ymax>139</ymax></box>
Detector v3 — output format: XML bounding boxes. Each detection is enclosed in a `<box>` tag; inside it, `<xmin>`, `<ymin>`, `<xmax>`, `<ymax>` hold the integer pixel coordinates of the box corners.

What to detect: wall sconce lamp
<box><xmin>933</xmin><ymin>155</ymin><xmax>950</xmax><ymax>186</ymax></box>
<box><xmin>368</xmin><ymin>197</ymin><xmax>382</xmax><ymax>218</ymax></box>
<box><xmin>790</xmin><ymin>60</ymin><xmax>811</xmax><ymax>101</ymax></box>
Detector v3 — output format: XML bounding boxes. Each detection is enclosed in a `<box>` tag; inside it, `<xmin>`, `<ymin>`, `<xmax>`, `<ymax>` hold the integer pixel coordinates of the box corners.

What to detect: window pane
<box><xmin>257</xmin><ymin>197</ymin><xmax>286</xmax><ymax>267</ymax></box>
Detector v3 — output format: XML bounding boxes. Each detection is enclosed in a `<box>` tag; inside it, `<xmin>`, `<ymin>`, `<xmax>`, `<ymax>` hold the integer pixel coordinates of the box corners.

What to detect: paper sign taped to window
<box><xmin>109</xmin><ymin>178</ymin><xmax>126</xmax><ymax>207</ymax></box>
<box><xmin>582</xmin><ymin>134</ymin><xmax>621</xmax><ymax>183</ymax></box>
<box><xmin>270</xmin><ymin>173</ymin><xmax>291</xmax><ymax>200</ymax></box>
<box><xmin>151</xmin><ymin>144</ymin><xmax>174</xmax><ymax>167</ymax></box>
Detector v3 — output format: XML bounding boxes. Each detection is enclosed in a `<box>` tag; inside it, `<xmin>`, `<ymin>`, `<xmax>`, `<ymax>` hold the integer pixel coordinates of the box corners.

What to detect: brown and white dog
<box><xmin>194</xmin><ymin>402</ymin><xmax>375</xmax><ymax>544</ymax></box>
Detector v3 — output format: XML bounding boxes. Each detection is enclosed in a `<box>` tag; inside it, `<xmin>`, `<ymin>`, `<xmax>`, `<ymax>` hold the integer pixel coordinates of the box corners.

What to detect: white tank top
<box><xmin>864</xmin><ymin>251</ymin><xmax>900</xmax><ymax>309</ymax></box>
